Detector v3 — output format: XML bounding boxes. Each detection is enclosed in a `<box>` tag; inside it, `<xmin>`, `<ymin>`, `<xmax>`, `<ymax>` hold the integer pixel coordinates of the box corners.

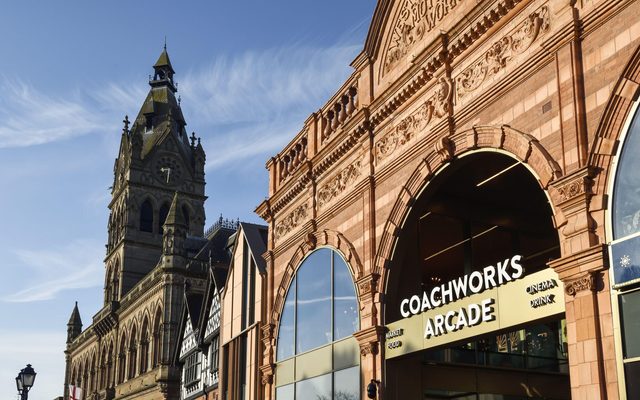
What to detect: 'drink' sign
<box><xmin>385</xmin><ymin>260</ymin><xmax>564</xmax><ymax>359</ymax></box>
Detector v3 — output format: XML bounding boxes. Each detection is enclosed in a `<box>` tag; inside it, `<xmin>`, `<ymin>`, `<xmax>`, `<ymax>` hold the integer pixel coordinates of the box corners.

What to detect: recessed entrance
<box><xmin>384</xmin><ymin>152</ymin><xmax>569</xmax><ymax>399</ymax></box>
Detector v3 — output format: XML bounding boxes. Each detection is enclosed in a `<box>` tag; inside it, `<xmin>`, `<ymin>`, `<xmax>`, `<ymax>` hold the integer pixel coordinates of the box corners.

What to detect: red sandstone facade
<box><xmin>256</xmin><ymin>0</ymin><xmax>640</xmax><ymax>399</ymax></box>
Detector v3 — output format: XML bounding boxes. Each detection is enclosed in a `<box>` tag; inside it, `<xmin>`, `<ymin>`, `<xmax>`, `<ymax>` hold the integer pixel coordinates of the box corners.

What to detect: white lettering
<box><xmin>424</xmin><ymin>318</ymin><xmax>435</xmax><ymax>338</ymax></box>
<box><xmin>444</xmin><ymin>310</ymin><xmax>456</xmax><ymax>332</ymax></box>
<box><xmin>497</xmin><ymin>258</ymin><xmax>512</xmax><ymax>284</ymax></box>
<box><xmin>455</xmin><ymin>307</ymin><xmax>468</xmax><ymax>330</ymax></box>
<box><xmin>452</xmin><ymin>275</ymin><xmax>468</xmax><ymax>299</ymax></box>
<box><xmin>469</xmin><ymin>271</ymin><xmax>484</xmax><ymax>294</ymax></box>
<box><xmin>421</xmin><ymin>291</ymin><xmax>432</xmax><ymax>312</ymax></box>
<box><xmin>430</xmin><ymin>286</ymin><xmax>441</xmax><ymax>307</ymax></box>
<box><xmin>409</xmin><ymin>295</ymin><xmax>421</xmax><ymax>315</ymax></box>
<box><xmin>434</xmin><ymin>314</ymin><xmax>445</xmax><ymax>336</ymax></box>
<box><xmin>511</xmin><ymin>254</ymin><xmax>523</xmax><ymax>279</ymax></box>
<box><xmin>483</xmin><ymin>265</ymin><xmax>497</xmax><ymax>289</ymax></box>
<box><xmin>441</xmin><ymin>281</ymin><xmax>454</xmax><ymax>304</ymax></box>
<box><xmin>400</xmin><ymin>298</ymin><xmax>410</xmax><ymax>318</ymax></box>
<box><xmin>481</xmin><ymin>298</ymin><xmax>496</xmax><ymax>322</ymax></box>
<box><xmin>468</xmin><ymin>303</ymin><xmax>481</xmax><ymax>326</ymax></box>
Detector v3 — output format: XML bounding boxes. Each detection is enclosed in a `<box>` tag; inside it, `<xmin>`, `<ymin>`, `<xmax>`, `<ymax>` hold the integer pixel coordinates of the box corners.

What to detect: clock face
<box><xmin>154</xmin><ymin>155</ymin><xmax>183</xmax><ymax>186</ymax></box>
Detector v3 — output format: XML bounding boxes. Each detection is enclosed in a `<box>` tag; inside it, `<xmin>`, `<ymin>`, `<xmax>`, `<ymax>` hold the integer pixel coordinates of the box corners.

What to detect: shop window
<box><xmin>620</xmin><ymin>289</ymin><xmax>640</xmax><ymax>359</ymax></box>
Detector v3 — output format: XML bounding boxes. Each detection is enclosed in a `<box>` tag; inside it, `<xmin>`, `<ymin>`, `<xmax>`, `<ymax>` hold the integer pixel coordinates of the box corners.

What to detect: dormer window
<box><xmin>145</xmin><ymin>115</ymin><xmax>153</xmax><ymax>134</ymax></box>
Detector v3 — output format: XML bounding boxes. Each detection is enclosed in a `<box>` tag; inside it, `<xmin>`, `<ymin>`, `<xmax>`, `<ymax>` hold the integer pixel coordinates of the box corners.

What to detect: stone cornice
<box><xmin>547</xmin><ymin>244</ymin><xmax>607</xmax><ymax>280</ymax></box>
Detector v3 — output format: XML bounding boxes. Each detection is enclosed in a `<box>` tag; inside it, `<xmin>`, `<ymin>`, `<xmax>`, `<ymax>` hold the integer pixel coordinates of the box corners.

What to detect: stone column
<box><xmin>549</xmin><ymin>168</ymin><xmax>619</xmax><ymax>399</ymax></box>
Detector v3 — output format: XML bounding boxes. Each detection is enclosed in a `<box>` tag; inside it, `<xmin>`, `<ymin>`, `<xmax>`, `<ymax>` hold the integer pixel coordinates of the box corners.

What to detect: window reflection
<box><xmin>277</xmin><ymin>277</ymin><xmax>296</xmax><ymax>361</ymax></box>
<box><xmin>276</xmin><ymin>248</ymin><xmax>360</xmax><ymax>360</ymax></box>
<box><xmin>295</xmin><ymin>373</ymin><xmax>331</xmax><ymax>400</ymax></box>
<box><xmin>296</xmin><ymin>249</ymin><xmax>332</xmax><ymax>354</ymax></box>
<box><xmin>614</xmin><ymin>108</ymin><xmax>640</xmax><ymax>239</ymax></box>
<box><xmin>334</xmin><ymin>253</ymin><xmax>358</xmax><ymax>340</ymax></box>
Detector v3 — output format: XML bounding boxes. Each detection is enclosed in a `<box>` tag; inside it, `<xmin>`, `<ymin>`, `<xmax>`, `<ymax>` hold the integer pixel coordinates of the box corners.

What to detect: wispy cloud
<box><xmin>2</xmin><ymin>239</ymin><xmax>104</xmax><ymax>303</ymax></box>
<box><xmin>0</xmin><ymin>80</ymin><xmax>105</xmax><ymax>148</ymax></box>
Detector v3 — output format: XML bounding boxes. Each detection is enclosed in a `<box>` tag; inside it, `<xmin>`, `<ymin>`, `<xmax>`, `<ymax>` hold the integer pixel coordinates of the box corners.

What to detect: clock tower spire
<box><xmin>103</xmin><ymin>47</ymin><xmax>206</xmax><ymax>303</ymax></box>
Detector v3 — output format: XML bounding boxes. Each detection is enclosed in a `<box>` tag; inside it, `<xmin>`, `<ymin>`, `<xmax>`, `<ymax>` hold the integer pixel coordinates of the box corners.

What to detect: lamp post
<box><xmin>16</xmin><ymin>364</ymin><xmax>36</xmax><ymax>400</ymax></box>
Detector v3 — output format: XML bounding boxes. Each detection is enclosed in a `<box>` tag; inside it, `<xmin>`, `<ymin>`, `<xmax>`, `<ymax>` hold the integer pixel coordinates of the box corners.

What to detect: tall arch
<box><xmin>271</xmin><ymin>229</ymin><xmax>363</xmax><ymax>327</ymax></box>
<box><xmin>589</xmin><ymin>43</ymin><xmax>640</xmax><ymax>201</ymax></box>
<box><xmin>140</xmin><ymin>199</ymin><xmax>154</xmax><ymax>233</ymax></box>
<box><xmin>374</xmin><ymin>126</ymin><xmax>563</xmax><ymax>291</ymax></box>
<box><xmin>128</xmin><ymin>323</ymin><xmax>138</xmax><ymax>379</ymax></box>
<box><xmin>140</xmin><ymin>316</ymin><xmax>150</xmax><ymax>374</ymax></box>
<box><xmin>117</xmin><ymin>331</ymin><xmax>127</xmax><ymax>383</ymax></box>
<box><xmin>152</xmin><ymin>305</ymin><xmax>163</xmax><ymax>367</ymax></box>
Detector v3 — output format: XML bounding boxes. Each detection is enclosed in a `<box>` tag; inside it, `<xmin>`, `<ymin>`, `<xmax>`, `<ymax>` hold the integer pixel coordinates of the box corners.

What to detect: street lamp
<box><xmin>16</xmin><ymin>364</ymin><xmax>36</xmax><ymax>400</ymax></box>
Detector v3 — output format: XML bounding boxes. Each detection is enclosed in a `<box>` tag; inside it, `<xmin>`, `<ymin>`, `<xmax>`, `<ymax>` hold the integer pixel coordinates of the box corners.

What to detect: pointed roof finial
<box><xmin>190</xmin><ymin>131</ymin><xmax>197</xmax><ymax>147</ymax></box>
<box><xmin>164</xmin><ymin>36</ymin><xmax>167</xmax><ymax>51</ymax></box>
<box><xmin>68</xmin><ymin>301</ymin><xmax>82</xmax><ymax>326</ymax></box>
<box><xmin>122</xmin><ymin>115</ymin><xmax>130</xmax><ymax>134</ymax></box>
<box><xmin>164</xmin><ymin>191</ymin><xmax>186</xmax><ymax>227</ymax></box>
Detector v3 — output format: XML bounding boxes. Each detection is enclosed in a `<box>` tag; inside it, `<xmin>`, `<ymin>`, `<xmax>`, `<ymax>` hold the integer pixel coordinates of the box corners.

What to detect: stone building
<box><xmin>63</xmin><ymin>48</ymin><xmax>236</xmax><ymax>400</ymax></box>
<box><xmin>255</xmin><ymin>0</ymin><xmax>640</xmax><ymax>399</ymax></box>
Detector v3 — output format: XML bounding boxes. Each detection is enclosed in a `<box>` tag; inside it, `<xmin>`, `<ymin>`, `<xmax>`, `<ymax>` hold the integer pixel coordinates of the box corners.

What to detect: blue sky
<box><xmin>0</xmin><ymin>2</ymin><xmax>376</xmax><ymax>398</ymax></box>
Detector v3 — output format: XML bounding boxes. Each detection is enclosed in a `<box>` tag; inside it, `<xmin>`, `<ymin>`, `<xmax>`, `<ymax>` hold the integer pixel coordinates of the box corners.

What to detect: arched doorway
<box><xmin>384</xmin><ymin>151</ymin><xmax>569</xmax><ymax>399</ymax></box>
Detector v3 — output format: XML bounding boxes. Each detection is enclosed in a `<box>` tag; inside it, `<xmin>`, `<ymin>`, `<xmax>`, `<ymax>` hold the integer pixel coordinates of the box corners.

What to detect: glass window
<box><xmin>613</xmin><ymin>108</ymin><xmax>640</xmax><ymax>240</ymax></box>
<box><xmin>276</xmin><ymin>248</ymin><xmax>359</xmax><ymax>360</ymax></box>
<box><xmin>276</xmin><ymin>384</ymin><xmax>294</xmax><ymax>400</ymax></box>
<box><xmin>296</xmin><ymin>249</ymin><xmax>332</xmax><ymax>353</ymax></box>
<box><xmin>334</xmin><ymin>366</ymin><xmax>360</xmax><ymax>400</ymax></box>
<box><xmin>295</xmin><ymin>373</ymin><xmax>331</xmax><ymax>400</ymax></box>
<box><xmin>611</xmin><ymin>236</ymin><xmax>640</xmax><ymax>286</ymax></box>
<box><xmin>334</xmin><ymin>253</ymin><xmax>358</xmax><ymax>341</ymax></box>
<box><xmin>277</xmin><ymin>277</ymin><xmax>296</xmax><ymax>361</ymax></box>
<box><xmin>620</xmin><ymin>289</ymin><xmax>640</xmax><ymax>359</ymax></box>
<box><xmin>624</xmin><ymin>361</ymin><xmax>640</xmax><ymax>399</ymax></box>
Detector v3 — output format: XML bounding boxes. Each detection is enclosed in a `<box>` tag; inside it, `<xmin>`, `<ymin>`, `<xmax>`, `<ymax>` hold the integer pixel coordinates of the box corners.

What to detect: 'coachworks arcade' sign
<box><xmin>385</xmin><ymin>255</ymin><xmax>564</xmax><ymax>359</ymax></box>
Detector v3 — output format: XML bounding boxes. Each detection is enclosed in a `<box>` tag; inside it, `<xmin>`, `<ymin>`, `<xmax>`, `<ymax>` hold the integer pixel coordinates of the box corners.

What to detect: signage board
<box><xmin>385</xmin><ymin>266</ymin><xmax>564</xmax><ymax>359</ymax></box>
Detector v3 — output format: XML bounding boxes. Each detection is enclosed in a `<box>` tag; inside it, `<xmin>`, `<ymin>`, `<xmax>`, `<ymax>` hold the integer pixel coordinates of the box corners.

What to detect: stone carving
<box><xmin>316</xmin><ymin>157</ymin><xmax>364</xmax><ymax>208</ymax></box>
<box><xmin>556</xmin><ymin>175</ymin><xmax>593</xmax><ymax>203</ymax></box>
<box><xmin>357</xmin><ymin>273</ymin><xmax>380</xmax><ymax>297</ymax></box>
<box><xmin>565</xmin><ymin>273</ymin><xmax>596</xmax><ymax>296</ymax></box>
<box><xmin>375</xmin><ymin>77</ymin><xmax>452</xmax><ymax>162</ymax></box>
<box><xmin>274</xmin><ymin>203</ymin><xmax>309</xmax><ymax>241</ymax></box>
<box><xmin>456</xmin><ymin>6</ymin><xmax>550</xmax><ymax>100</ymax></box>
<box><xmin>385</xmin><ymin>0</ymin><xmax>460</xmax><ymax>73</ymax></box>
<box><xmin>359</xmin><ymin>341</ymin><xmax>379</xmax><ymax>357</ymax></box>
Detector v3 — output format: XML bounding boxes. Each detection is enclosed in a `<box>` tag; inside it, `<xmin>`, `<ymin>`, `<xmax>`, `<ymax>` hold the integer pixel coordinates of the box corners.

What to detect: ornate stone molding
<box><xmin>384</xmin><ymin>0</ymin><xmax>461</xmax><ymax>74</ymax></box>
<box><xmin>456</xmin><ymin>5</ymin><xmax>550</xmax><ymax>101</ymax></box>
<box><xmin>354</xmin><ymin>325</ymin><xmax>386</xmax><ymax>358</ymax></box>
<box><xmin>274</xmin><ymin>203</ymin><xmax>309</xmax><ymax>242</ymax></box>
<box><xmin>565</xmin><ymin>273</ymin><xmax>596</xmax><ymax>296</ymax></box>
<box><xmin>259</xmin><ymin>364</ymin><xmax>275</xmax><ymax>385</ymax></box>
<box><xmin>317</xmin><ymin>157</ymin><xmax>364</xmax><ymax>209</ymax></box>
<box><xmin>556</xmin><ymin>173</ymin><xmax>594</xmax><ymax>203</ymax></box>
<box><xmin>375</xmin><ymin>77</ymin><xmax>453</xmax><ymax>163</ymax></box>
<box><xmin>357</xmin><ymin>273</ymin><xmax>380</xmax><ymax>298</ymax></box>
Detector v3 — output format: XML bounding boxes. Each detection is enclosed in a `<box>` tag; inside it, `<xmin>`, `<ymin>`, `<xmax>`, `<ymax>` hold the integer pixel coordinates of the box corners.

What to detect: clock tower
<box><xmin>104</xmin><ymin>46</ymin><xmax>206</xmax><ymax>302</ymax></box>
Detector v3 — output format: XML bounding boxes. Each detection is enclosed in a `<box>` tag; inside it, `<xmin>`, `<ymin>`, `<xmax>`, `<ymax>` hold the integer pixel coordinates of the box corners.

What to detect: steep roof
<box><xmin>68</xmin><ymin>301</ymin><xmax>82</xmax><ymax>327</ymax></box>
<box><xmin>239</xmin><ymin>222</ymin><xmax>268</xmax><ymax>274</ymax></box>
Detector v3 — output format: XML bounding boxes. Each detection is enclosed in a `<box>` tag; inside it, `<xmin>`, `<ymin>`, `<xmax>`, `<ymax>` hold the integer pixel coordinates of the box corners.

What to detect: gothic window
<box><xmin>182</xmin><ymin>205</ymin><xmax>190</xmax><ymax>233</ymax></box>
<box><xmin>140</xmin><ymin>200</ymin><xmax>153</xmax><ymax>233</ymax></box>
<box><xmin>128</xmin><ymin>325</ymin><xmax>138</xmax><ymax>379</ymax></box>
<box><xmin>100</xmin><ymin>346</ymin><xmax>107</xmax><ymax>389</ymax></box>
<box><xmin>107</xmin><ymin>341</ymin><xmax>114</xmax><ymax>388</ymax></box>
<box><xmin>140</xmin><ymin>318</ymin><xmax>150</xmax><ymax>374</ymax></box>
<box><xmin>275</xmin><ymin>248</ymin><xmax>360</xmax><ymax>400</ymax></box>
<box><xmin>152</xmin><ymin>307</ymin><xmax>163</xmax><ymax>367</ymax></box>
<box><xmin>159</xmin><ymin>203</ymin><xmax>170</xmax><ymax>233</ymax></box>
<box><xmin>118</xmin><ymin>333</ymin><xmax>127</xmax><ymax>383</ymax></box>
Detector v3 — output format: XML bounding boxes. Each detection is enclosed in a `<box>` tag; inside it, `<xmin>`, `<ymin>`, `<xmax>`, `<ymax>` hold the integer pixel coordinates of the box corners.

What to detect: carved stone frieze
<box><xmin>384</xmin><ymin>0</ymin><xmax>461</xmax><ymax>74</ymax></box>
<box><xmin>375</xmin><ymin>77</ymin><xmax>453</xmax><ymax>163</ymax></box>
<box><xmin>357</xmin><ymin>273</ymin><xmax>380</xmax><ymax>298</ymax></box>
<box><xmin>565</xmin><ymin>273</ymin><xmax>596</xmax><ymax>296</ymax></box>
<box><xmin>274</xmin><ymin>203</ymin><xmax>309</xmax><ymax>241</ymax></box>
<box><xmin>456</xmin><ymin>6</ymin><xmax>550</xmax><ymax>101</ymax></box>
<box><xmin>316</xmin><ymin>157</ymin><xmax>364</xmax><ymax>209</ymax></box>
<box><xmin>556</xmin><ymin>175</ymin><xmax>593</xmax><ymax>203</ymax></box>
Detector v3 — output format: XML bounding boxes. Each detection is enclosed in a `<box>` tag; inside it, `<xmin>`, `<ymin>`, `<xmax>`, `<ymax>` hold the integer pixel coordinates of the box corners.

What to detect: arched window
<box><xmin>158</xmin><ymin>203</ymin><xmax>170</xmax><ymax>233</ymax></box>
<box><xmin>275</xmin><ymin>248</ymin><xmax>359</xmax><ymax>400</ymax></box>
<box><xmin>107</xmin><ymin>341</ymin><xmax>114</xmax><ymax>388</ymax></box>
<box><xmin>610</xmin><ymin>106</ymin><xmax>640</xmax><ymax>398</ymax></box>
<box><xmin>182</xmin><ymin>205</ymin><xmax>190</xmax><ymax>232</ymax></box>
<box><xmin>152</xmin><ymin>307</ymin><xmax>163</xmax><ymax>367</ymax></box>
<box><xmin>128</xmin><ymin>325</ymin><xmax>138</xmax><ymax>379</ymax></box>
<box><xmin>140</xmin><ymin>318</ymin><xmax>150</xmax><ymax>374</ymax></box>
<box><xmin>140</xmin><ymin>200</ymin><xmax>153</xmax><ymax>233</ymax></box>
<box><xmin>118</xmin><ymin>333</ymin><xmax>127</xmax><ymax>383</ymax></box>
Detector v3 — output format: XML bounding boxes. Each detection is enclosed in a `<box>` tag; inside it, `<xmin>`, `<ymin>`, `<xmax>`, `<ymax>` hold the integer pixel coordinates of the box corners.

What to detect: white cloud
<box><xmin>0</xmin><ymin>80</ymin><xmax>104</xmax><ymax>148</ymax></box>
<box><xmin>2</xmin><ymin>239</ymin><xmax>104</xmax><ymax>303</ymax></box>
